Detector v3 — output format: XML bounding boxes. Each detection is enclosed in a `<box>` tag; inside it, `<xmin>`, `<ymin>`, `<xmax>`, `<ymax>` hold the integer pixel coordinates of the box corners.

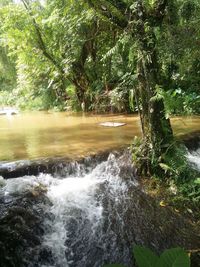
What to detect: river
<box><xmin>0</xmin><ymin>112</ymin><xmax>200</xmax><ymax>267</ymax></box>
<box><xmin>0</xmin><ymin>112</ymin><xmax>200</xmax><ymax>161</ymax></box>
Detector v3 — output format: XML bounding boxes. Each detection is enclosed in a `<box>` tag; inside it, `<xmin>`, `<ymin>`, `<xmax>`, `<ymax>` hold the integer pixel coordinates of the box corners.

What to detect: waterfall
<box><xmin>0</xmin><ymin>153</ymin><xmax>136</xmax><ymax>267</ymax></box>
<box><xmin>0</xmin><ymin>149</ymin><xmax>199</xmax><ymax>267</ymax></box>
<box><xmin>187</xmin><ymin>147</ymin><xmax>200</xmax><ymax>171</ymax></box>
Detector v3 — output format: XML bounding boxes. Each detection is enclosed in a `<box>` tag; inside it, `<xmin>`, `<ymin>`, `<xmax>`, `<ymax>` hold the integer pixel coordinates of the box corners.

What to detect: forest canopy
<box><xmin>0</xmin><ymin>0</ymin><xmax>199</xmax><ymax>114</ymax></box>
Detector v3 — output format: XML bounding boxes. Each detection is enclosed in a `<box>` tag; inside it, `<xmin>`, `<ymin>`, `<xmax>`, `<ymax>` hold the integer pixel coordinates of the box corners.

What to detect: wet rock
<box><xmin>118</xmin><ymin>149</ymin><xmax>137</xmax><ymax>181</ymax></box>
<box><xmin>181</xmin><ymin>130</ymin><xmax>200</xmax><ymax>150</ymax></box>
<box><xmin>0</xmin><ymin>190</ymin><xmax>51</xmax><ymax>267</ymax></box>
<box><xmin>59</xmin><ymin>152</ymin><xmax>200</xmax><ymax>267</ymax></box>
<box><xmin>0</xmin><ymin>150</ymin><xmax>113</xmax><ymax>179</ymax></box>
<box><xmin>38</xmin><ymin>247</ymin><xmax>54</xmax><ymax>266</ymax></box>
<box><xmin>94</xmin><ymin>185</ymin><xmax>200</xmax><ymax>267</ymax></box>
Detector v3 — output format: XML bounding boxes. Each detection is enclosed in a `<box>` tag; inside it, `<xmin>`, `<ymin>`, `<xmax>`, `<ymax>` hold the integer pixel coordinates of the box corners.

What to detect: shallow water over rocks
<box><xmin>0</xmin><ymin>150</ymin><xmax>199</xmax><ymax>267</ymax></box>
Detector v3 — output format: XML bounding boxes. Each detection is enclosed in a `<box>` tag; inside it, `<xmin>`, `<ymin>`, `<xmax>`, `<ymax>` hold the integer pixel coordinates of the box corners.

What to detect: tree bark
<box><xmin>87</xmin><ymin>0</ymin><xmax>174</xmax><ymax>173</ymax></box>
<box><xmin>71</xmin><ymin>21</ymin><xmax>99</xmax><ymax>111</ymax></box>
<box><xmin>135</xmin><ymin>1</ymin><xmax>173</xmax><ymax>158</ymax></box>
<box><xmin>71</xmin><ymin>41</ymin><xmax>92</xmax><ymax>111</ymax></box>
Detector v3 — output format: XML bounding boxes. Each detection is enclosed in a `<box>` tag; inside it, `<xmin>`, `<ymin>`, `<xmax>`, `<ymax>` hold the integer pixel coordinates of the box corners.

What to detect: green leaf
<box><xmin>157</xmin><ymin>247</ymin><xmax>190</xmax><ymax>267</ymax></box>
<box><xmin>159</xmin><ymin>163</ymin><xmax>173</xmax><ymax>173</ymax></box>
<box><xmin>172</xmin><ymin>253</ymin><xmax>190</xmax><ymax>267</ymax></box>
<box><xmin>194</xmin><ymin>178</ymin><xmax>200</xmax><ymax>184</ymax></box>
<box><xmin>133</xmin><ymin>245</ymin><xmax>159</xmax><ymax>267</ymax></box>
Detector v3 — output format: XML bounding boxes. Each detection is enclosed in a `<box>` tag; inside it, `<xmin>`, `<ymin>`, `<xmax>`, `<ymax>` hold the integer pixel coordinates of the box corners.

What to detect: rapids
<box><xmin>0</xmin><ymin>150</ymin><xmax>200</xmax><ymax>267</ymax></box>
<box><xmin>187</xmin><ymin>147</ymin><xmax>200</xmax><ymax>171</ymax></box>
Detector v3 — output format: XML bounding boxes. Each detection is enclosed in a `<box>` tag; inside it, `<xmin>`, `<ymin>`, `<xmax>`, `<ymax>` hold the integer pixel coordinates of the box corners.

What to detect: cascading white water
<box><xmin>187</xmin><ymin>147</ymin><xmax>200</xmax><ymax>171</ymax></box>
<box><xmin>1</xmin><ymin>146</ymin><xmax>199</xmax><ymax>267</ymax></box>
<box><xmin>42</xmin><ymin>175</ymin><xmax>103</xmax><ymax>267</ymax></box>
<box><xmin>0</xmin><ymin>154</ymin><xmax>134</xmax><ymax>267</ymax></box>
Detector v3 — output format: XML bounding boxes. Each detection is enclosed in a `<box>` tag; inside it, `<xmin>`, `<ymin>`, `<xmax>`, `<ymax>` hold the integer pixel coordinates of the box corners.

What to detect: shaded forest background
<box><xmin>0</xmin><ymin>0</ymin><xmax>199</xmax><ymax>114</ymax></box>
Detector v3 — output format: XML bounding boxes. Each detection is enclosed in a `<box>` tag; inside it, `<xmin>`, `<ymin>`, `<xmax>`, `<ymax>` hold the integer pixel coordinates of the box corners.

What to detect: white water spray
<box><xmin>187</xmin><ymin>147</ymin><xmax>200</xmax><ymax>171</ymax></box>
<box><xmin>0</xmin><ymin>154</ymin><xmax>130</xmax><ymax>266</ymax></box>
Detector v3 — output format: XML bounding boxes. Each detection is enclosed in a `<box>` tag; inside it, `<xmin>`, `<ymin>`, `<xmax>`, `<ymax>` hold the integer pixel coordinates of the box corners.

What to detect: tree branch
<box><xmin>21</xmin><ymin>0</ymin><xmax>65</xmax><ymax>75</ymax></box>
<box><xmin>87</xmin><ymin>0</ymin><xmax>129</xmax><ymax>28</ymax></box>
<box><xmin>150</xmin><ymin>0</ymin><xmax>168</xmax><ymax>24</ymax></box>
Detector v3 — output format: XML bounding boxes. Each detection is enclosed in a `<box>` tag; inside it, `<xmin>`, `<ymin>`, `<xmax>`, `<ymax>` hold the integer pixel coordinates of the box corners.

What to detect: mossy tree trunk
<box><xmin>88</xmin><ymin>0</ymin><xmax>174</xmax><ymax>174</ymax></box>
<box><xmin>71</xmin><ymin>21</ymin><xmax>99</xmax><ymax>111</ymax></box>
<box><xmin>133</xmin><ymin>1</ymin><xmax>173</xmax><ymax>173</ymax></box>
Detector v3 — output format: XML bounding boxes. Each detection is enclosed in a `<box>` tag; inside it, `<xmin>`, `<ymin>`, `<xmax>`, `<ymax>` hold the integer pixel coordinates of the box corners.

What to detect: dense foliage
<box><xmin>0</xmin><ymin>0</ymin><xmax>199</xmax><ymax>113</ymax></box>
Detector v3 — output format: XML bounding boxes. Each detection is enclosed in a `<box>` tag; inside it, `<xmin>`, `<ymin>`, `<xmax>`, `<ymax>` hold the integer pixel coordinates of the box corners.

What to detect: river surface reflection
<box><xmin>0</xmin><ymin>112</ymin><xmax>199</xmax><ymax>161</ymax></box>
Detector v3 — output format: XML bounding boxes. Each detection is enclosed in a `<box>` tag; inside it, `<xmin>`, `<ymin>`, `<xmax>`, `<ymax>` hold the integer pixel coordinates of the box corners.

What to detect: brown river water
<box><xmin>0</xmin><ymin>112</ymin><xmax>199</xmax><ymax>161</ymax></box>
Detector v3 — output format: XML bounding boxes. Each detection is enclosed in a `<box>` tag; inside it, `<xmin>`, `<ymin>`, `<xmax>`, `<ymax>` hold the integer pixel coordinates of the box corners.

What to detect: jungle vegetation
<box><xmin>0</xmin><ymin>0</ymin><xmax>199</xmax><ymax>114</ymax></box>
<box><xmin>0</xmin><ymin>1</ymin><xmax>200</xmax><ymax>219</ymax></box>
<box><xmin>105</xmin><ymin>246</ymin><xmax>191</xmax><ymax>267</ymax></box>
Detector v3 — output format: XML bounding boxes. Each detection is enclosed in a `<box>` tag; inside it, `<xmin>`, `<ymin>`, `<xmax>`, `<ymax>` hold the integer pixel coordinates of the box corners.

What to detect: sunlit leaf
<box><xmin>159</xmin><ymin>200</ymin><xmax>167</xmax><ymax>207</ymax></box>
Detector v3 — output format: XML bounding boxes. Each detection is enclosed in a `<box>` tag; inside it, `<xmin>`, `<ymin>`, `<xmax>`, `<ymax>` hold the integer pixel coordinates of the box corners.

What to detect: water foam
<box><xmin>0</xmin><ymin>154</ymin><xmax>129</xmax><ymax>266</ymax></box>
<box><xmin>187</xmin><ymin>147</ymin><xmax>200</xmax><ymax>171</ymax></box>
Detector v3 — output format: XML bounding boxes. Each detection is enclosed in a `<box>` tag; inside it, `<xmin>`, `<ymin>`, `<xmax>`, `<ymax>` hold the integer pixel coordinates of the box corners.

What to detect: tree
<box><xmin>20</xmin><ymin>0</ymin><xmax>70</xmax><ymax>103</ymax></box>
<box><xmin>87</xmin><ymin>0</ymin><xmax>174</xmax><ymax>174</ymax></box>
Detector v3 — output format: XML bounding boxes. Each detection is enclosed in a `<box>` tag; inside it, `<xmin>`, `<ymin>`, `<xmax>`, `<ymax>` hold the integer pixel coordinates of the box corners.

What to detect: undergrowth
<box><xmin>131</xmin><ymin>137</ymin><xmax>200</xmax><ymax>222</ymax></box>
<box><xmin>104</xmin><ymin>246</ymin><xmax>191</xmax><ymax>267</ymax></box>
